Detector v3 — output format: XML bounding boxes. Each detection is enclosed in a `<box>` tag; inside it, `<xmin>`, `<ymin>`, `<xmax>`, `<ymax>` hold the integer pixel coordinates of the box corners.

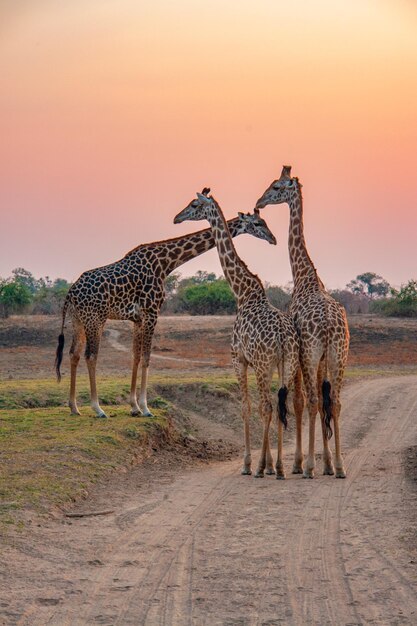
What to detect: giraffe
<box><xmin>256</xmin><ymin>166</ymin><xmax>350</xmax><ymax>478</ymax></box>
<box><xmin>54</xmin><ymin>190</ymin><xmax>275</xmax><ymax>419</ymax></box>
<box><xmin>174</xmin><ymin>192</ymin><xmax>300</xmax><ymax>478</ymax></box>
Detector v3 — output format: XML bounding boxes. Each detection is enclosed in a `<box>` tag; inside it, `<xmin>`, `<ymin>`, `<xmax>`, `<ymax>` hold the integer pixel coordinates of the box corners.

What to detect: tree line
<box><xmin>0</xmin><ymin>268</ymin><xmax>416</xmax><ymax>318</ymax></box>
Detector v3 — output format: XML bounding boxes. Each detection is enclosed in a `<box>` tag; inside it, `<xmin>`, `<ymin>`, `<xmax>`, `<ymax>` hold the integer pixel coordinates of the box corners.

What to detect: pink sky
<box><xmin>1</xmin><ymin>0</ymin><xmax>416</xmax><ymax>289</ymax></box>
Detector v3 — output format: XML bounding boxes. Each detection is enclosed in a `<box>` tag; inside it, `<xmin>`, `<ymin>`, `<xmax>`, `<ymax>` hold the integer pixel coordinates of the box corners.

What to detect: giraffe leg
<box><xmin>138</xmin><ymin>312</ymin><xmax>158</xmax><ymax>417</ymax></box>
<box><xmin>85</xmin><ymin>324</ymin><xmax>107</xmax><ymax>418</ymax></box>
<box><xmin>138</xmin><ymin>366</ymin><xmax>152</xmax><ymax>416</ymax></box>
<box><xmin>265</xmin><ymin>369</ymin><xmax>276</xmax><ymax>473</ymax></box>
<box><xmin>318</xmin><ymin>359</ymin><xmax>335</xmax><ymax>475</ymax></box>
<box><xmin>130</xmin><ymin>321</ymin><xmax>143</xmax><ymax>416</ymax></box>
<box><xmin>254</xmin><ymin>370</ymin><xmax>274</xmax><ymax>479</ymax></box>
<box><xmin>275</xmin><ymin>418</ymin><xmax>285</xmax><ymax>479</ymax></box>
<box><xmin>301</xmin><ymin>360</ymin><xmax>319</xmax><ymax>479</ymax></box>
<box><xmin>292</xmin><ymin>367</ymin><xmax>305</xmax><ymax>473</ymax></box>
<box><xmin>328</xmin><ymin>371</ymin><xmax>346</xmax><ymax>478</ymax></box>
<box><xmin>69</xmin><ymin>320</ymin><xmax>85</xmax><ymax>415</ymax></box>
<box><xmin>275</xmin><ymin>346</ymin><xmax>303</xmax><ymax>479</ymax></box>
<box><xmin>332</xmin><ymin>394</ymin><xmax>346</xmax><ymax>478</ymax></box>
<box><xmin>265</xmin><ymin>431</ymin><xmax>276</xmax><ymax>475</ymax></box>
<box><xmin>233</xmin><ymin>355</ymin><xmax>252</xmax><ymax>475</ymax></box>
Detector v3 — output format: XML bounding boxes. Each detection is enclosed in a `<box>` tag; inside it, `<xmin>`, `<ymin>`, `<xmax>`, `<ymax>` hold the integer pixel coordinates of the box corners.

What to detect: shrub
<box><xmin>0</xmin><ymin>281</ymin><xmax>32</xmax><ymax>318</ymax></box>
<box><xmin>178</xmin><ymin>279</ymin><xmax>236</xmax><ymax>315</ymax></box>
<box><xmin>370</xmin><ymin>280</ymin><xmax>417</xmax><ymax>318</ymax></box>
<box><xmin>265</xmin><ymin>285</ymin><xmax>291</xmax><ymax>311</ymax></box>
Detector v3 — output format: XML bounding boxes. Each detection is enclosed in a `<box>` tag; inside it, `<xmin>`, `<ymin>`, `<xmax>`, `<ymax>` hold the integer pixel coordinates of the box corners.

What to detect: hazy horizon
<box><xmin>1</xmin><ymin>0</ymin><xmax>416</xmax><ymax>290</ymax></box>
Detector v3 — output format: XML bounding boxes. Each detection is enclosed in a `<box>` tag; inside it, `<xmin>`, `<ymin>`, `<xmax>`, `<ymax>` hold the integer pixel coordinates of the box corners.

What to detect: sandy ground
<box><xmin>2</xmin><ymin>375</ymin><xmax>417</xmax><ymax>625</ymax></box>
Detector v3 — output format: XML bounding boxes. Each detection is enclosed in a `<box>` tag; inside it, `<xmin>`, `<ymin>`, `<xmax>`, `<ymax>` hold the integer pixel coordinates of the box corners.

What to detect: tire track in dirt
<box><xmin>105</xmin><ymin>328</ymin><xmax>213</xmax><ymax>364</ymax></box>
<box><xmin>12</xmin><ymin>376</ymin><xmax>417</xmax><ymax>625</ymax></box>
<box><xmin>283</xmin><ymin>377</ymin><xmax>417</xmax><ymax>626</ymax></box>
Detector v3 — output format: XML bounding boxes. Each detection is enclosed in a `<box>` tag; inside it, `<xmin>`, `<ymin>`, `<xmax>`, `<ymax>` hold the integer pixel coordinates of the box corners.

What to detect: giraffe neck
<box><xmin>287</xmin><ymin>185</ymin><xmax>324</xmax><ymax>292</ymax></box>
<box><xmin>126</xmin><ymin>218</ymin><xmax>244</xmax><ymax>277</ymax></box>
<box><xmin>206</xmin><ymin>201</ymin><xmax>265</xmax><ymax>307</ymax></box>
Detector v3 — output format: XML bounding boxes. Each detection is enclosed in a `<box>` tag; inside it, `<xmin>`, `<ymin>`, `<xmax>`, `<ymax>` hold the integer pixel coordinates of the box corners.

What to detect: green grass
<box><xmin>0</xmin><ymin>366</ymin><xmax>409</xmax><ymax>412</ymax></box>
<box><xmin>0</xmin><ymin>393</ymin><xmax>170</xmax><ymax>529</ymax></box>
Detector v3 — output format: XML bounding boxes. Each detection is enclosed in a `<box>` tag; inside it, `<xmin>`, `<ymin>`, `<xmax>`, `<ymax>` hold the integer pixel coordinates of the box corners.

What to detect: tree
<box><xmin>330</xmin><ymin>289</ymin><xmax>370</xmax><ymax>314</ymax></box>
<box><xmin>164</xmin><ymin>272</ymin><xmax>181</xmax><ymax>296</ymax></box>
<box><xmin>265</xmin><ymin>284</ymin><xmax>291</xmax><ymax>311</ymax></box>
<box><xmin>11</xmin><ymin>267</ymin><xmax>38</xmax><ymax>294</ymax></box>
<box><xmin>0</xmin><ymin>280</ymin><xmax>32</xmax><ymax>318</ymax></box>
<box><xmin>394</xmin><ymin>279</ymin><xmax>417</xmax><ymax>305</ymax></box>
<box><xmin>32</xmin><ymin>277</ymin><xmax>71</xmax><ymax>314</ymax></box>
<box><xmin>346</xmin><ymin>272</ymin><xmax>390</xmax><ymax>299</ymax></box>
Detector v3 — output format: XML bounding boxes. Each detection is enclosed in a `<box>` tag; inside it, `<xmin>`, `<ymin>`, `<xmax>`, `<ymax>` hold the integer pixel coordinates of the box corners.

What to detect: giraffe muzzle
<box><xmin>173</xmin><ymin>212</ymin><xmax>186</xmax><ymax>224</ymax></box>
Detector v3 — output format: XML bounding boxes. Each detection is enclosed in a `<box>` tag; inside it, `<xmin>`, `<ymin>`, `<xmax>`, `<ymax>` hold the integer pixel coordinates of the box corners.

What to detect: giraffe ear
<box><xmin>196</xmin><ymin>192</ymin><xmax>210</xmax><ymax>204</ymax></box>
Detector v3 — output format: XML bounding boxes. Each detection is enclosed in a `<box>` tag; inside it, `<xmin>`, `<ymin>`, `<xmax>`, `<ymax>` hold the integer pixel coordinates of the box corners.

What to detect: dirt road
<box><xmin>4</xmin><ymin>376</ymin><xmax>417</xmax><ymax>625</ymax></box>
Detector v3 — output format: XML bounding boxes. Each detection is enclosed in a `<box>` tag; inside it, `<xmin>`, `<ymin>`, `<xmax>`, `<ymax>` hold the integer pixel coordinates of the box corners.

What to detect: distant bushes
<box><xmin>0</xmin><ymin>268</ymin><xmax>71</xmax><ymax>318</ymax></box>
<box><xmin>162</xmin><ymin>271</ymin><xmax>291</xmax><ymax>315</ymax></box>
<box><xmin>336</xmin><ymin>273</ymin><xmax>417</xmax><ymax>318</ymax></box>
<box><xmin>177</xmin><ymin>279</ymin><xmax>236</xmax><ymax>315</ymax></box>
<box><xmin>264</xmin><ymin>285</ymin><xmax>291</xmax><ymax>311</ymax></box>
<box><xmin>329</xmin><ymin>290</ymin><xmax>370</xmax><ymax>314</ymax></box>
<box><xmin>370</xmin><ymin>280</ymin><xmax>417</xmax><ymax>318</ymax></box>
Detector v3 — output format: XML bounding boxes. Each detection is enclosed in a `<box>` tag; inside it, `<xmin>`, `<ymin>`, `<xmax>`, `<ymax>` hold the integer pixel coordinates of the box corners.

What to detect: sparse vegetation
<box><xmin>0</xmin><ymin>268</ymin><xmax>71</xmax><ymax>318</ymax></box>
<box><xmin>370</xmin><ymin>280</ymin><xmax>417</xmax><ymax>318</ymax></box>
<box><xmin>163</xmin><ymin>271</ymin><xmax>291</xmax><ymax>314</ymax></box>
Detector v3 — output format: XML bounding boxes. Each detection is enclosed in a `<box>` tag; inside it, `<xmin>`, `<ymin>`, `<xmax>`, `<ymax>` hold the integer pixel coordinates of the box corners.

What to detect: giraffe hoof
<box><xmin>130</xmin><ymin>410</ymin><xmax>140</xmax><ymax>417</ymax></box>
<box><xmin>241</xmin><ymin>468</ymin><xmax>252</xmax><ymax>475</ymax></box>
<box><xmin>141</xmin><ymin>410</ymin><xmax>154</xmax><ymax>418</ymax></box>
<box><xmin>276</xmin><ymin>473</ymin><xmax>286</xmax><ymax>480</ymax></box>
<box><xmin>323</xmin><ymin>466</ymin><xmax>335</xmax><ymax>476</ymax></box>
<box><xmin>96</xmin><ymin>412</ymin><xmax>108</xmax><ymax>419</ymax></box>
<box><xmin>265</xmin><ymin>468</ymin><xmax>276</xmax><ymax>475</ymax></box>
<box><xmin>302</xmin><ymin>470</ymin><xmax>314</xmax><ymax>479</ymax></box>
<box><xmin>335</xmin><ymin>469</ymin><xmax>346</xmax><ymax>479</ymax></box>
<box><xmin>254</xmin><ymin>470</ymin><xmax>265</xmax><ymax>478</ymax></box>
<box><xmin>292</xmin><ymin>465</ymin><xmax>304</xmax><ymax>474</ymax></box>
<box><xmin>70</xmin><ymin>410</ymin><xmax>81</xmax><ymax>416</ymax></box>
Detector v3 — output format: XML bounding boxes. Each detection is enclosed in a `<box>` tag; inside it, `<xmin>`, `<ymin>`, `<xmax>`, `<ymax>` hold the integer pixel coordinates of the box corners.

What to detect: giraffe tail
<box><xmin>55</xmin><ymin>297</ymin><xmax>69</xmax><ymax>382</ymax></box>
<box><xmin>278</xmin><ymin>385</ymin><xmax>288</xmax><ymax>429</ymax></box>
<box><xmin>322</xmin><ymin>301</ymin><xmax>333</xmax><ymax>439</ymax></box>
<box><xmin>322</xmin><ymin>380</ymin><xmax>333</xmax><ymax>440</ymax></box>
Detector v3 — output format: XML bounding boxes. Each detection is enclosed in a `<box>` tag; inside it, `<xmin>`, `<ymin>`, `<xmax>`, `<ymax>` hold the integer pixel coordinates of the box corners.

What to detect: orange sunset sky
<box><xmin>1</xmin><ymin>0</ymin><xmax>416</xmax><ymax>289</ymax></box>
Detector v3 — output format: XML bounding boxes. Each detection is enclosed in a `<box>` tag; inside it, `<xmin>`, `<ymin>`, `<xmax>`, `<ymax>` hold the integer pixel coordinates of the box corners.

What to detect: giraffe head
<box><xmin>255</xmin><ymin>165</ymin><xmax>300</xmax><ymax>209</ymax></box>
<box><xmin>174</xmin><ymin>191</ymin><xmax>277</xmax><ymax>245</ymax></box>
